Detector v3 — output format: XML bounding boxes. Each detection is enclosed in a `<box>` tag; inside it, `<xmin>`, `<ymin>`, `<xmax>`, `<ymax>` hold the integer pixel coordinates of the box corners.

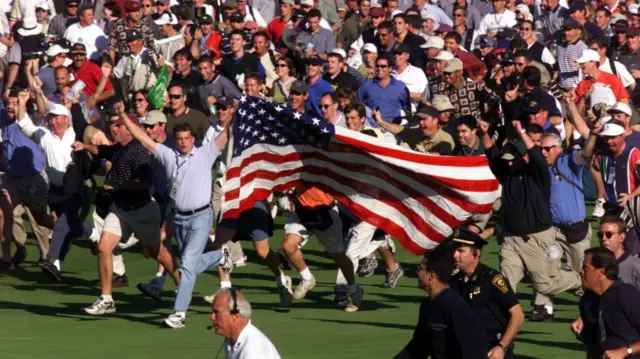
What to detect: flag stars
<box><xmin>274</xmin><ymin>105</ymin><xmax>283</xmax><ymax>112</ymax></box>
<box><xmin>249</xmin><ymin>102</ymin><xmax>257</xmax><ymax>108</ymax></box>
<box><xmin>278</xmin><ymin>137</ymin><xmax>287</xmax><ymax>144</ymax></box>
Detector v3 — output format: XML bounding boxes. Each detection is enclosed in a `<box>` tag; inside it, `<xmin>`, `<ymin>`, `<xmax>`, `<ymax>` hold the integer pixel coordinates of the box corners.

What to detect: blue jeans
<box><xmin>173</xmin><ymin>207</ymin><xmax>222</xmax><ymax>312</ymax></box>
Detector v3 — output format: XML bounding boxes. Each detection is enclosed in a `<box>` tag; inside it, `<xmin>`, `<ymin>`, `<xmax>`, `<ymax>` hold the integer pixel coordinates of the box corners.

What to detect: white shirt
<box><xmin>64</xmin><ymin>22</ymin><xmax>108</xmax><ymax>61</ymax></box>
<box><xmin>393</xmin><ymin>64</ymin><xmax>428</xmax><ymax>112</ymax></box>
<box><xmin>420</xmin><ymin>4</ymin><xmax>453</xmax><ymax>26</ymax></box>
<box><xmin>477</xmin><ymin>10</ymin><xmax>517</xmax><ymax>35</ymax></box>
<box><xmin>224</xmin><ymin>322</ymin><xmax>281</xmax><ymax>359</ymax></box>
<box><xmin>601</xmin><ymin>58</ymin><xmax>635</xmax><ymax>89</ymax></box>
<box><xmin>18</xmin><ymin>113</ymin><xmax>76</xmax><ymax>187</ymax></box>
<box><xmin>243</xmin><ymin>8</ymin><xmax>267</xmax><ymax>28</ymax></box>
<box><xmin>10</xmin><ymin>0</ymin><xmax>56</xmax><ymax>21</ymax></box>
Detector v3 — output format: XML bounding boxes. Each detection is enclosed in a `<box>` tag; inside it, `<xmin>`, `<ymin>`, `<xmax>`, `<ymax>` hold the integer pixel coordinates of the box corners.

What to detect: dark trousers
<box><xmin>13</xmin><ymin>173</ymin><xmax>55</xmax><ymax>230</ymax></box>
<box><xmin>48</xmin><ymin>194</ymin><xmax>92</xmax><ymax>261</ymax></box>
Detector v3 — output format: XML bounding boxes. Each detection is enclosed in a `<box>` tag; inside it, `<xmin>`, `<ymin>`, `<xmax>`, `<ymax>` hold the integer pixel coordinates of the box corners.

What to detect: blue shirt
<box><xmin>357</xmin><ymin>77</ymin><xmax>411</xmax><ymax>124</ymax></box>
<box><xmin>305</xmin><ymin>77</ymin><xmax>334</xmax><ymax>119</ymax></box>
<box><xmin>0</xmin><ymin>105</ymin><xmax>46</xmax><ymax>176</ymax></box>
<box><xmin>549</xmin><ymin>151</ymin><xmax>586</xmax><ymax>224</ymax></box>
<box><xmin>154</xmin><ymin>140</ymin><xmax>220</xmax><ymax>211</ymax></box>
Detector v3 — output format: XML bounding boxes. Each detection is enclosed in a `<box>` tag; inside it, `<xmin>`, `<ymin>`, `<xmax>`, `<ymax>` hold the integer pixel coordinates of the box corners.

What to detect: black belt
<box><xmin>175</xmin><ymin>204</ymin><xmax>210</xmax><ymax>216</ymax></box>
<box><xmin>118</xmin><ymin>198</ymin><xmax>151</xmax><ymax>211</ymax></box>
<box><xmin>554</xmin><ymin>219</ymin><xmax>585</xmax><ymax>227</ymax></box>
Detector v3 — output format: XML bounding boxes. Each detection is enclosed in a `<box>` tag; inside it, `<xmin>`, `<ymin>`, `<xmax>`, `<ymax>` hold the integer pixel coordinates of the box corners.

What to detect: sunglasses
<box><xmin>515</xmin><ymin>62</ymin><xmax>525</xmax><ymax>66</ymax></box>
<box><xmin>598</xmin><ymin>231</ymin><xmax>618</xmax><ymax>239</ymax></box>
<box><xmin>169</xmin><ymin>94</ymin><xmax>183</xmax><ymax>99</ymax></box>
<box><xmin>320</xmin><ymin>104</ymin><xmax>333</xmax><ymax>109</ymax></box>
<box><xmin>135</xmin><ymin>98</ymin><xmax>146</xmax><ymax>102</ymax></box>
<box><xmin>277</xmin><ymin>63</ymin><xmax>288</xmax><ymax>67</ymax></box>
<box><xmin>541</xmin><ymin>145</ymin><xmax>557</xmax><ymax>152</ymax></box>
<box><xmin>376</xmin><ymin>64</ymin><xmax>389</xmax><ymax>68</ymax></box>
<box><xmin>142</xmin><ymin>124</ymin><xmax>156</xmax><ymax>129</ymax></box>
<box><xmin>67</xmin><ymin>4</ymin><xmax>79</xmax><ymax>8</ymax></box>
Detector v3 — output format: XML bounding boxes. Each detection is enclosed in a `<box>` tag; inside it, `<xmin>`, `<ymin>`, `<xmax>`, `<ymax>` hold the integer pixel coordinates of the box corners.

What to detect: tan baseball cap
<box><xmin>144</xmin><ymin>110</ymin><xmax>167</xmax><ymax>125</ymax></box>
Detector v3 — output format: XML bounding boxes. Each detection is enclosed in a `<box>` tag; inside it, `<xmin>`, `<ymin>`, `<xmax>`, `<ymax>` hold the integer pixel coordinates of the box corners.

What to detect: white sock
<box><xmin>155</xmin><ymin>272</ymin><xmax>164</xmax><ymax>278</ymax></box>
<box><xmin>300</xmin><ymin>267</ymin><xmax>313</xmax><ymax>281</ymax></box>
<box><xmin>53</xmin><ymin>259</ymin><xmax>62</xmax><ymax>271</ymax></box>
<box><xmin>220</xmin><ymin>280</ymin><xmax>232</xmax><ymax>289</ymax></box>
<box><xmin>101</xmin><ymin>295</ymin><xmax>113</xmax><ymax>302</ymax></box>
<box><xmin>209</xmin><ymin>234</ymin><xmax>215</xmax><ymax>243</ymax></box>
<box><xmin>347</xmin><ymin>283</ymin><xmax>358</xmax><ymax>294</ymax></box>
<box><xmin>544</xmin><ymin>304</ymin><xmax>554</xmax><ymax>315</ymax></box>
<box><xmin>277</xmin><ymin>273</ymin><xmax>287</xmax><ymax>286</ymax></box>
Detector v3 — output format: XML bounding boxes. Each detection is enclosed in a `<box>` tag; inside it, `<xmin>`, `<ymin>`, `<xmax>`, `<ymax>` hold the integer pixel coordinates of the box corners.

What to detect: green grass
<box><xmin>0</xmin><ymin>213</ymin><xmax>598</xmax><ymax>358</ymax></box>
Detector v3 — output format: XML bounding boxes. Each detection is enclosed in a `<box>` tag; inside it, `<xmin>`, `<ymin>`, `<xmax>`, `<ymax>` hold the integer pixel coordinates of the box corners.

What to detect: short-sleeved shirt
<box><xmin>35</xmin><ymin>66</ymin><xmax>58</xmax><ymax>98</ymax></box>
<box><xmin>357</xmin><ymin>77</ymin><xmax>411</xmax><ymax>124</ymax></box>
<box><xmin>70</xmin><ymin>60</ymin><xmax>114</xmax><ymax>96</ymax></box>
<box><xmin>575</xmin><ymin>71</ymin><xmax>629</xmax><ymax>103</ymax></box>
<box><xmin>97</xmin><ymin>140</ymin><xmax>153</xmax><ymax>207</ymax></box>
<box><xmin>296</xmin><ymin>28</ymin><xmax>336</xmax><ymax>55</ymax></box>
<box><xmin>155</xmin><ymin>141</ymin><xmax>219</xmax><ymax>211</ymax></box>
<box><xmin>549</xmin><ymin>151</ymin><xmax>586</xmax><ymax>224</ymax></box>
<box><xmin>399</xmin><ymin>128</ymin><xmax>455</xmax><ymax>155</ymax></box>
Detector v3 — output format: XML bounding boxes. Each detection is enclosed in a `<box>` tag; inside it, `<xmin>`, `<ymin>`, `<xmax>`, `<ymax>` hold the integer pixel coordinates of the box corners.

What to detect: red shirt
<box><xmin>575</xmin><ymin>71</ymin><xmax>629</xmax><ymax>103</ymax></box>
<box><xmin>204</xmin><ymin>31</ymin><xmax>223</xmax><ymax>60</ymax></box>
<box><xmin>70</xmin><ymin>61</ymin><xmax>113</xmax><ymax>97</ymax></box>
<box><xmin>267</xmin><ymin>17</ymin><xmax>291</xmax><ymax>45</ymax></box>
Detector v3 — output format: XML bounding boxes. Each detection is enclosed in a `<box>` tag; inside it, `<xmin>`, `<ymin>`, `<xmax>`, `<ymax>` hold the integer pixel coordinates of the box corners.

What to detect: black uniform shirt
<box><xmin>406</xmin><ymin>287</ymin><xmax>488</xmax><ymax>359</ymax></box>
<box><xmin>450</xmin><ymin>263</ymin><xmax>519</xmax><ymax>344</ymax></box>
<box><xmin>600</xmin><ymin>280</ymin><xmax>640</xmax><ymax>356</ymax></box>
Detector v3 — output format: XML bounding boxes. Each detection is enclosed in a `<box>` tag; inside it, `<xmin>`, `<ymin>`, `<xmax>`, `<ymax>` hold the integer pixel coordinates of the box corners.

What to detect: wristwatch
<box><xmin>628</xmin><ymin>346</ymin><xmax>633</xmax><ymax>355</ymax></box>
<box><xmin>498</xmin><ymin>344</ymin><xmax>508</xmax><ymax>352</ymax></box>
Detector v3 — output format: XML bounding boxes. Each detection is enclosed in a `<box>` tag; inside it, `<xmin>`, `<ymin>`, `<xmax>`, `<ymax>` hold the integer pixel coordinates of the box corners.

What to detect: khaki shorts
<box><xmin>285</xmin><ymin>205</ymin><xmax>345</xmax><ymax>254</ymax></box>
<box><xmin>103</xmin><ymin>200</ymin><xmax>161</xmax><ymax>247</ymax></box>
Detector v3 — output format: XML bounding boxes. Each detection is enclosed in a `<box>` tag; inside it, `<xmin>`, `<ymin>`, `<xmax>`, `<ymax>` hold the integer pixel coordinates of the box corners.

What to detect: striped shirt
<box><xmin>98</xmin><ymin>140</ymin><xmax>153</xmax><ymax>207</ymax></box>
<box><xmin>557</xmin><ymin>40</ymin><xmax>587</xmax><ymax>90</ymax></box>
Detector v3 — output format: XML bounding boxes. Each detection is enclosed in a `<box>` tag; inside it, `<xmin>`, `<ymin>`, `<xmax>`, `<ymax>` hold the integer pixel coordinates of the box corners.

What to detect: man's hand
<box><xmin>570</xmin><ymin>316</ymin><xmax>583</xmax><ymax>336</ymax></box>
<box><xmin>17</xmin><ymin>90</ymin><xmax>30</xmax><ymax>106</ymax></box>
<box><xmin>479</xmin><ymin>120</ymin><xmax>490</xmax><ymax>134</ymax></box>
<box><xmin>504</xmin><ymin>85</ymin><xmax>519</xmax><ymax>103</ymax></box>
<box><xmin>194</xmin><ymin>28</ymin><xmax>203</xmax><ymax>41</ymax></box>
<box><xmin>114</xmin><ymin>101</ymin><xmax>126</xmax><ymax>115</ymax></box>
<box><xmin>32</xmin><ymin>75</ymin><xmax>43</xmax><ymax>90</ymax></box>
<box><xmin>373</xmin><ymin>108</ymin><xmax>384</xmax><ymax>125</ymax></box>
<box><xmin>590</xmin><ymin>119</ymin><xmax>603</xmax><ymax>135</ymax></box>
<box><xmin>512</xmin><ymin>120</ymin><xmax>523</xmax><ymax>134</ymax></box>
<box><xmin>603</xmin><ymin>347</ymin><xmax>631</xmax><ymax>359</ymax></box>
<box><xmin>617</xmin><ymin>193</ymin><xmax>632</xmax><ymax>206</ymax></box>
<box><xmin>101</xmin><ymin>62</ymin><xmax>113</xmax><ymax>78</ymax></box>
<box><xmin>487</xmin><ymin>346</ymin><xmax>505</xmax><ymax>359</ymax></box>
<box><xmin>562</xmin><ymin>91</ymin><xmax>575</xmax><ymax>104</ymax></box>
<box><xmin>71</xmin><ymin>141</ymin><xmax>86</xmax><ymax>152</ymax></box>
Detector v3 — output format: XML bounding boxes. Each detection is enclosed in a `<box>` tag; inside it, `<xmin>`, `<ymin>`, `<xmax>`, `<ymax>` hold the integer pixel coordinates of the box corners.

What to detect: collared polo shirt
<box><xmin>224</xmin><ymin>322</ymin><xmax>281</xmax><ymax>359</ymax></box>
<box><xmin>599</xmin><ymin>280</ymin><xmax>640</xmax><ymax>356</ymax></box>
<box><xmin>557</xmin><ymin>40</ymin><xmax>587</xmax><ymax>90</ymax></box>
<box><xmin>399</xmin><ymin>128</ymin><xmax>455</xmax><ymax>155</ymax></box>
<box><xmin>155</xmin><ymin>140</ymin><xmax>219</xmax><ymax>212</ymax></box>
<box><xmin>575</xmin><ymin>71</ymin><xmax>629</xmax><ymax>103</ymax></box>
<box><xmin>0</xmin><ymin>106</ymin><xmax>45</xmax><ymax>176</ymax></box>
<box><xmin>296</xmin><ymin>27</ymin><xmax>336</xmax><ymax>55</ymax></box>
<box><xmin>549</xmin><ymin>151</ymin><xmax>586</xmax><ymax>225</ymax></box>
<box><xmin>357</xmin><ymin>77</ymin><xmax>411</xmax><ymax>124</ymax></box>
<box><xmin>305</xmin><ymin>77</ymin><xmax>335</xmax><ymax>119</ymax></box>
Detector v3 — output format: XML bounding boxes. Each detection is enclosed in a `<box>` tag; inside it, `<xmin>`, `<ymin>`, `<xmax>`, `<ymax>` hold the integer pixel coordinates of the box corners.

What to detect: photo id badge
<box><xmin>607</xmin><ymin>166</ymin><xmax>615</xmax><ymax>185</ymax></box>
<box><xmin>170</xmin><ymin>183</ymin><xmax>180</xmax><ymax>200</ymax></box>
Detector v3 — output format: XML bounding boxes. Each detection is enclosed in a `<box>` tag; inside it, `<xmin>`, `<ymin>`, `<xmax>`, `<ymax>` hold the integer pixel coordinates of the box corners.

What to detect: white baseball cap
<box><xmin>515</xmin><ymin>4</ymin><xmax>530</xmax><ymax>14</ymax></box>
<box><xmin>45</xmin><ymin>103</ymin><xmax>70</xmax><ymax>117</ymax></box>
<box><xmin>154</xmin><ymin>12</ymin><xmax>178</xmax><ymax>25</ymax></box>
<box><xmin>576</xmin><ymin>49</ymin><xmax>600</xmax><ymax>64</ymax></box>
<box><xmin>362</xmin><ymin>43</ymin><xmax>377</xmax><ymax>53</ymax></box>
<box><xmin>35</xmin><ymin>0</ymin><xmax>51</xmax><ymax>10</ymax></box>
<box><xmin>432</xmin><ymin>95</ymin><xmax>454</xmax><ymax>112</ymax></box>
<box><xmin>608</xmin><ymin>102</ymin><xmax>632</xmax><ymax>117</ymax></box>
<box><xmin>600</xmin><ymin>122</ymin><xmax>625</xmax><ymax>137</ymax></box>
<box><xmin>590</xmin><ymin>84</ymin><xmax>616</xmax><ymax>109</ymax></box>
<box><xmin>422</xmin><ymin>13</ymin><xmax>437</xmax><ymax>22</ymax></box>
<box><xmin>629</xmin><ymin>4</ymin><xmax>640</xmax><ymax>15</ymax></box>
<box><xmin>432</xmin><ymin>50</ymin><xmax>454</xmax><ymax>61</ymax></box>
<box><xmin>46</xmin><ymin>44</ymin><xmax>69</xmax><ymax>57</ymax></box>
<box><xmin>300</xmin><ymin>0</ymin><xmax>314</xmax><ymax>6</ymax></box>
<box><xmin>600</xmin><ymin>115</ymin><xmax>612</xmax><ymax>125</ymax></box>
<box><xmin>331</xmin><ymin>48</ymin><xmax>347</xmax><ymax>58</ymax></box>
<box><xmin>421</xmin><ymin>36</ymin><xmax>444</xmax><ymax>49</ymax></box>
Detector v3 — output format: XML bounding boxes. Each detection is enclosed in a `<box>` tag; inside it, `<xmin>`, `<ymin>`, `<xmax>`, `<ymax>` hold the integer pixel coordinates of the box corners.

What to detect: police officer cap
<box><xmin>449</xmin><ymin>227</ymin><xmax>488</xmax><ymax>248</ymax></box>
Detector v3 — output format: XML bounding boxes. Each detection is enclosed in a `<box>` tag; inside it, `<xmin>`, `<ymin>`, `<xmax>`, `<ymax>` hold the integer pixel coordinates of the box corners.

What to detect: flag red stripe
<box><xmin>334</xmin><ymin>133</ymin><xmax>492</xmax><ymax>168</ymax></box>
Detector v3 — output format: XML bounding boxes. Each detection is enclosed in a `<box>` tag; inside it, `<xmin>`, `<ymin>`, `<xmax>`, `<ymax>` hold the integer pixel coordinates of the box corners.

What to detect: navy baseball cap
<box><xmin>126</xmin><ymin>29</ymin><xmax>143</xmax><ymax>42</ymax></box>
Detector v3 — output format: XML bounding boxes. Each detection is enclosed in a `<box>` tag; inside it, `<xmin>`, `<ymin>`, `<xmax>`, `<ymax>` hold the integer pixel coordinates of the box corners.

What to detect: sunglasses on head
<box><xmin>169</xmin><ymin>94</ymin><xmax>183</xmax><ymax>99</ymax></box>
<box><xmin>598</xmin><ymin>231</ymin><xmax>618</xmax><ymax>239</ymax></box>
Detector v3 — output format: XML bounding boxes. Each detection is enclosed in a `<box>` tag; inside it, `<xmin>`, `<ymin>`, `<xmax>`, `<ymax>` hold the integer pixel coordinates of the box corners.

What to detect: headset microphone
<box><xmin>207</xmin><ymin>325</ymin><xmax>213</xmax><ymax>330</ymax></box>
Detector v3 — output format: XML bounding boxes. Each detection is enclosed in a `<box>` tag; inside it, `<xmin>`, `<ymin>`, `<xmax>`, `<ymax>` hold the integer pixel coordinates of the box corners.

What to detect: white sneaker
<box><xmin>164</xmin><ymin>311</ymin><xmax>186</xmax><ymax>329</ymax></box>
<box><xmin>233</xmin><ymin>255</ymin><xmax>248</xmax><ymax>267</ymax></box>
<box><xmin>137</xmin><ymin>282</ymin><xmax>162</xmax><ymax>301</ymax></box>
<box><xmin>221</xmin><ymin>248</ymin><xmax>234</xmax><ymax>273</ymax></box>
<box><xmin>85</xmin><ymin>296</ymin><xmax>116</xmax><ymax>315</ymax></box>
<box><xmin>592</xmin><ymin>198</ymin><xmax>606</xmax><ymax>218</ymax></box>
<box><xmin>89</xmin><ymin>228</ymin><xmax>100</xmax><ymax>243</ymax></box>
<box><xmin>293</xmin><ymin>277</ymin><xmax>316</xmax><ymax>300</ymax></box>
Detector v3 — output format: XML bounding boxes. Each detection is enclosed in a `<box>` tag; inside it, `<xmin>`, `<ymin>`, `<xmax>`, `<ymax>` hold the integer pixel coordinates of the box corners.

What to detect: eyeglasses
<box><xmin>320</xmin><ymin>104</ymin><xmax>333</xmax><ymax>109</ymax></box>
<box><xmin>541</xmin><ymin>145</ymin><xmax>557</xmax><ymax>152</ymax></box>
<box><xmin>169</xmin><ymin>94</ymin><xmax>183</xmax><ymax>99</ymax></box>
<box><xmin>135</xmin><ymin>98</ymin><xmax>146</xmax><ymax>102</ymax></box>
<box><xmin>277</xmin><ymin>63</ymin><xmax>288</xmax><ymax>68</ymax></box>
<box><xmin>67</xmin><ymin>4</ymin><xmax>79</xmax><ymax>8</ymax></box>
<box><xmin>376</xmin><ymin>64</ymin><xmax>389</xmax><ymax>68</ymax></box>
<box><xmin>598</xmin><ymin>231</ymin><xmax>619</xmax><ymax>239</ymax></box>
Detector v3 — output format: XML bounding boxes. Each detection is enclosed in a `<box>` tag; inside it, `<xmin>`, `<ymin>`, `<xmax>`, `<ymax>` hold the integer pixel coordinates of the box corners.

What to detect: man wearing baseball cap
<box><xmin>557</xmin><ymin>19</ymin><xmax>588</xmax><ymax>90</ymax></box>
<box><xmin>393</xmin><ymin>43</ymin><xmax>427</xmax><ymax>113</ymax></box>
<box><xmin>389</xmin><ymin>105</ymin><xmax>454</xmax><ymax>155</ymax></box>
<box><xmin>113</xmin><ymin>29</ymin><xmax>158</xmax><ymax>95</ymax></box>
<box><xmin>35</xmin><ymin>44</ymin><xmax>69</xmax><ymax>97</ymax></box>
<box><xmin>34</xmin><ymin>0</ymin><xmax>54</xmax><ymax>34</ymax></box>
<box><xmin>69</xmin><ymin>43</ymin><xmax>116</xmax><ymax>101</ymax></box>
<box><xmin>575</xmin><ymin>49</ymin><xmax>629</xmax><ymax>104</ymax></box>
<box><xmin>107</xmin><ymin>0</ymin><xmax>155</xmax><ymax>61</ymax></box>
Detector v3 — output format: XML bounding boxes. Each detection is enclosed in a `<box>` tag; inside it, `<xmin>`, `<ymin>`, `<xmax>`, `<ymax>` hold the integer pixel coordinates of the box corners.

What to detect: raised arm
<box><xmin>16</xmin><ymin>90</ymin><xmax>47</xmax><ymax>143</ymax></box>
<box><xmin>115</xmin><ymin>102</ymin><xmax>158</xmax><ymax>156</ymax></box>
<box><xmin>563</xmin><ymin>91</ymin><xmax>591</xmax><ymax>139</ymax></box>
<box><xmin>86</xmin><ymin>63</ymin><xmax>113</xmax><ymax>110</ymax></box>
<box><xmin>373</xmin><ymin>108</ymin><xmax>403</xmax><ymax>135</ymax></box>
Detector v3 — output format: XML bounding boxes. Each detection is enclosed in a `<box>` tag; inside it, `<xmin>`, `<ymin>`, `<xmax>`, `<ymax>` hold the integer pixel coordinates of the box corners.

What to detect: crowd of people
<box><xmin>3</xmin><ymin>0</ymin><xmax>640</xmax><ymax>357</ymax></box>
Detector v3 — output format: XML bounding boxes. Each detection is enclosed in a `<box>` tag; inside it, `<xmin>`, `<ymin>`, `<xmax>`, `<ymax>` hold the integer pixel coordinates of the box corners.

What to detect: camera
<box><xmin>23</xmin><ymin>50</ymin><xmax>45</xmax><ymax>60</ymax></box>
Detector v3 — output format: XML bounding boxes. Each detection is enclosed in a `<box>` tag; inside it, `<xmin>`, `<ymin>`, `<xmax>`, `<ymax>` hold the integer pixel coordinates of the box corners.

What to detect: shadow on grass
<box><xmin>516</xmin><ymin>337</ymin><xmax>585</xmax><ymax>352</ymax></box>
<box><xmin>292</xmin><ymin>317</ymin><xmax>415</xmax><ymax>331</ymax></box>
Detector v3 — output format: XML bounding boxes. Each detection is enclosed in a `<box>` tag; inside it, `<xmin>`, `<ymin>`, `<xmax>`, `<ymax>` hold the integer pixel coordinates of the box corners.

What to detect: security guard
<box><xmin>448</xmin><ymin>227</ymin><xmax>525</xmax><ymax>359</ymax></box>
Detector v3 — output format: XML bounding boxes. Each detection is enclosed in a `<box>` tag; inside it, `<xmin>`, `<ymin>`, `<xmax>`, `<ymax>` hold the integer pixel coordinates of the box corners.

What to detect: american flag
<box><xmin>221</xmin><ymin>96</ymin><xmax>500</xmax><ymax>255</ymax></box>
